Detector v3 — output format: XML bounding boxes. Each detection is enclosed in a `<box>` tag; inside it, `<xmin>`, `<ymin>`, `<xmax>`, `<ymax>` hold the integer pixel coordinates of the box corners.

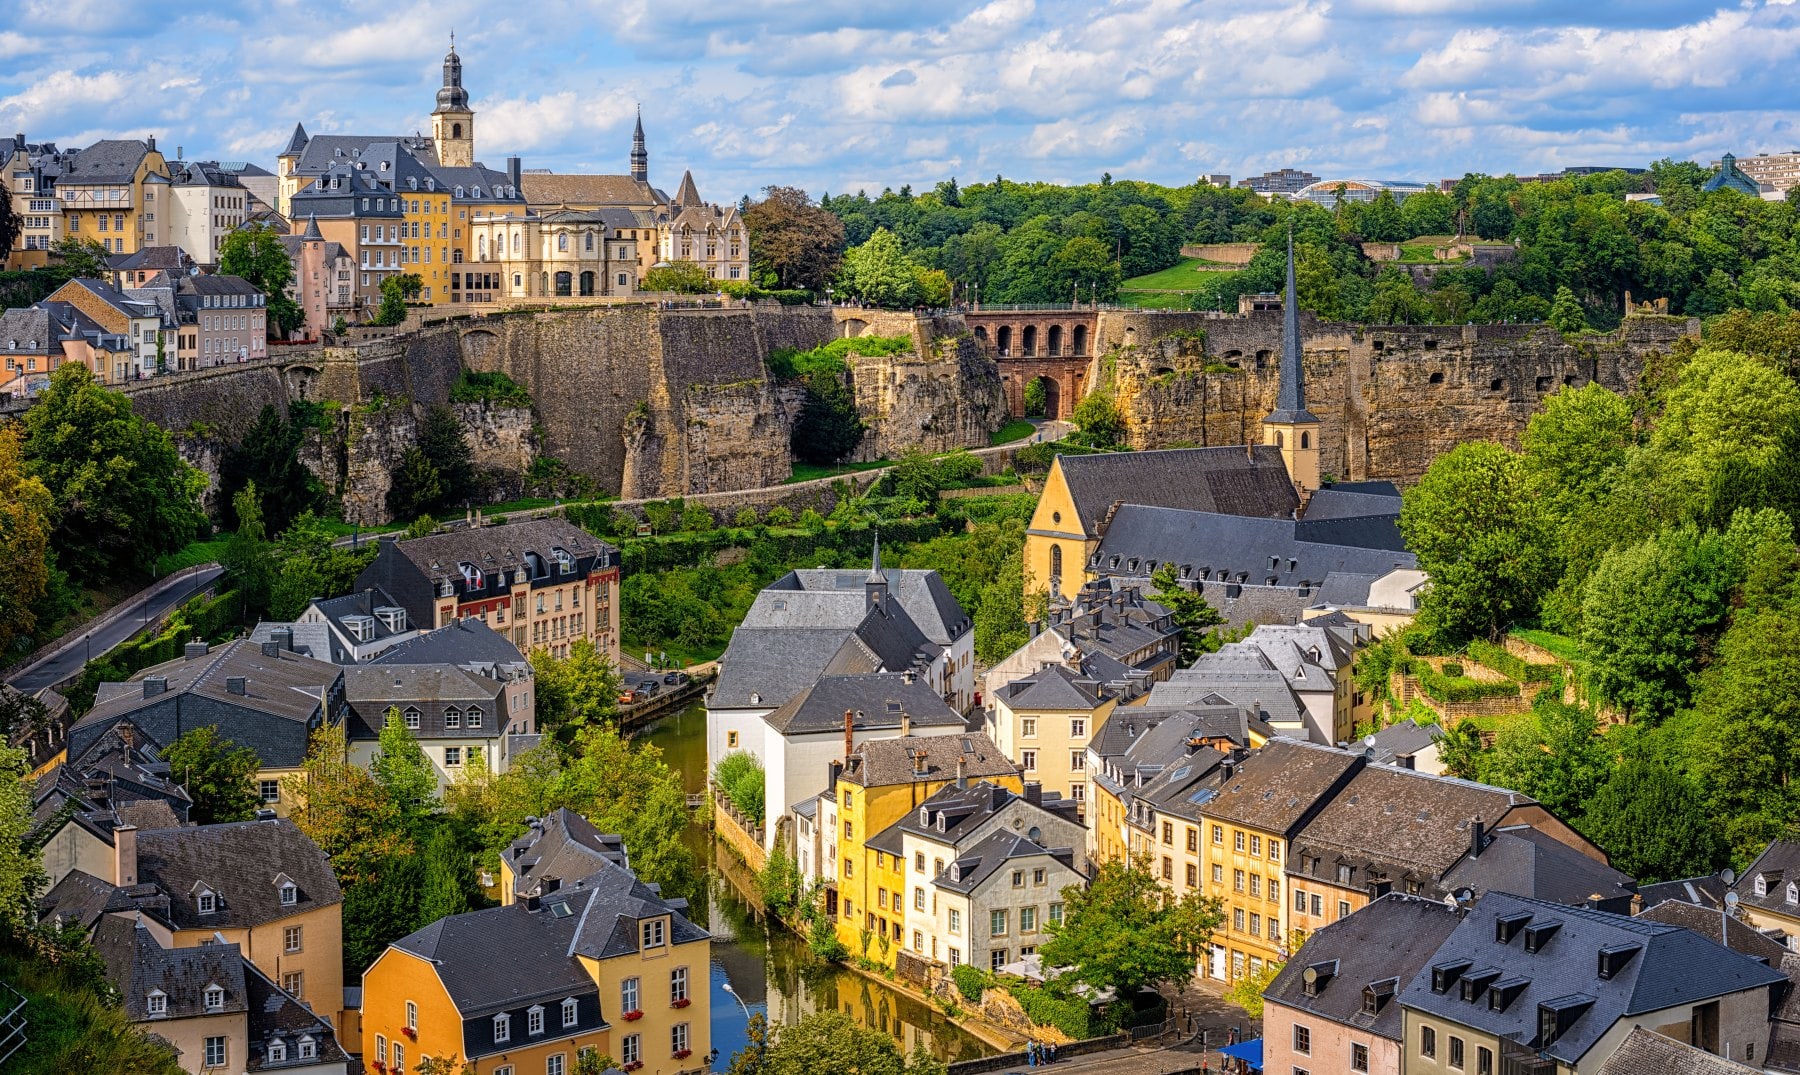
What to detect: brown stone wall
<box><xmin>846</xmin><ymin>333</ymin><xmax>1005</xmax><ymax>462</ymax></box>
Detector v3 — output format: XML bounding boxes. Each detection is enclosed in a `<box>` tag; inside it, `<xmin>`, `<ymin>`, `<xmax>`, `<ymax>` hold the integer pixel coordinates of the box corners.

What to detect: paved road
<box><xmin>7</xmin><ymin>566</ymin><xmax>225</xmax><ymax>692</ymax></box>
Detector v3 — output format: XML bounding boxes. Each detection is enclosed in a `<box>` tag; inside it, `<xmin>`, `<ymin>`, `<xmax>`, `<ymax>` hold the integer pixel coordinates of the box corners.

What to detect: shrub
<box><xmin>767</xmin><ymin>506</ymin><xmax>794</xmax><ymax>526</ymax></box>
<box><xmin>756</xmin><ymin>849</ymin><xmax>800</xmax><ymax>918</ymax></box>
<box><xmin>1441</xmin><ymin>661</ymin><xmax>1465</xmax><ymax>677</ymax></box>
<box><xmin>449</xmin><ymin>369</ymin><xmax>533</xmax><ymax>407</ymax></box>
<box><xmin>734</xmin><ymin>507</ymin><xmax>759</xmax><ymax>527</ymax></box>
<box><xmin>713</xmin><ymin>752</ymin><xmax>765</xmax><ymax>821</ymax></box>
<box><xmin>1008</xmin><ymin>981</ymin><xmax>1092</xmax><ymax>1039</ymax></box>
<box><xmin>681</xmin><ymin>504</ymin><xmax>714</xmax><ymax>532</ymax></box>
<box><xmin>952</xmin><ymin>963</ymin><xmax>990</xmax><ymax>1001</ymax></box>
<box><xmin>1416</xmin><ymin>665</ymin><xmax>1520</xmax><ymax>703</ymax></box>
<box><xmin>767</xmin><ymin>335</ymin><xmax>913</xmax><ymax>379</ymax></box>
<box><xmin>799</xmin><ymin>508</ymin><xmax>827</xmax><ymax>533</ymax></box>
<box><xmin>807</xmin><ymin>913</ymin><xmax>848</xmax><ymax>962</ymax></box>
<box><xmin>1466</xmin><ymin>639</ymin><xmax>1559</xmax><ymax>683</ymax></box>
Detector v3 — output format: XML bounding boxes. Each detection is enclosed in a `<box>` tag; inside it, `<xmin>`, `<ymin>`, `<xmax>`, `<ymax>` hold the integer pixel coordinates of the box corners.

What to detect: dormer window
<box><xmin>298</xmin><ymin>1037</ymin><xmax>316</xmax><ymax>1059</ymax></box>
<box><xmin>204</xmin><ymin>984</ymin><xmax>225</xmax><ymax>1012</ymax></box>
<box><xmin>146</xmin><ymin>989</ymin><xmax>167</xmax><ymax>1016</ymax></box>
<box><xmin>528</xmin><ymin>1005</ymin><xmax>545</xmax><ymax>1035</ymax></box>
<box><xmin>461</xmin><ymin>562</ymin><xmax>484</xmax><ymax>589</ymax></box>
<box><xmin>196</xmin><ymin>887</ymin><xmax>217</xmax><ymax>914</ymax></box>
<box><xmin>553</xmin><ymin>547</ymin><xmax>573</xmax><ymax>572</ymax></box>
<box><xmin>1758</xmin><ymin>875</ymin><xmax>1771</xmax><ymax>897</ymax></box>
<box><xmin>445</xmin><ymin>707</ymin><xmax>461</xmax><ymax>729</ymax></box>
<box><xmin>404</xmin><ymin>706</ymin><xmax>421</xmax><ymax>730</ymax></box>
<box><xmin>467</xmin><ymin>707</ymin><xmax>482</xmax><ymax>729</ymax></box>
<box><xmin>641</xmin><ymin>918</ymin><xmax>666</xmax><ymax>949</ymax></box>
<box><xmin>279</xmin><ymin>882</ymin><xmax>297</xmax><ymax>906</ymax></box>
<box><xmin>494</xmin><ymin>1012</ymin><xmax>511</xmax><ymax>1042</ymax></box>
<box><xmin>563</xmin><ymin>996</ymin><xmax>579</xmax><ymax>1027</ymax></box>
<box><xmin>1788</xmin><ymin>882</ymin><xmax>1797</xmax><ymax>906</ymax></box>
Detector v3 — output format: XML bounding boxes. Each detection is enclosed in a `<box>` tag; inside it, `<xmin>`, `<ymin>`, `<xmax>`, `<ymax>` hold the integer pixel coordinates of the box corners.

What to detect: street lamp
<box><xmin>721</xmin><ymin>980</ymin><xmax>751</xmax><ymax>1021</ymax></box>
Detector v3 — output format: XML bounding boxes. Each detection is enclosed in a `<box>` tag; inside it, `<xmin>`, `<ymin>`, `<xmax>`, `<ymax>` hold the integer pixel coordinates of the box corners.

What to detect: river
<box><xmin>638</xmin><ymin>704</ymin><xmax>996</xmax><ymax>1066</ymax></box>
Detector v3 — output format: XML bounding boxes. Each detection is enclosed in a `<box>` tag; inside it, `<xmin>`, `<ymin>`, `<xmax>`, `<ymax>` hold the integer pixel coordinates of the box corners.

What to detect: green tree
<box><xmin>0</xmin><ymin>425</ymin><xmax>56</xmax><ymax>662</ymax></box>
<box><xmin>744</xmin><ymin>186</ymin><xmax>846</xmax><ymax>290</ymax></box>
<box><xmin>217</xmin><ymin>223</ymin><xmax>304</xmax><ymax>337</ymax></box>
<box><xmin>727</xmin><ymin>1013</ymin><xmax>773</xmax><ymax>1075</ymax></box>
<box><xmin>219</xmin><ymin>405</ymin><xmax>322</xmax><ymax>533</ymax></box>
<box><xmin>840</xmin><ymin>228</ymin><xmax>919</xmax><ymax>308</ymax></box>
<box><xmin>373</xmin><ymin>707</ymin><xmax>440</xmax><ymax>831</ymax></box>
<box><xmin>387</xmin><ymin>447</ymin><xmax>444</xmax><ymax>522</ymax></box>
<box><xmin>530</xmin><ymin>639</ymin><xmax>623</xmax><ymax>738</ymax></box>
<box><xmin>1069</xmin><ymin>391</ymin><xmax>1125</xmax><ymax>449</ymax></box>
<box><xmin>1149</xmin><ymin>563</ymin><xmax>1225</xmax><ymax>662</ymax></box>
<box><xmin>1521</xmin><ymin>383</ymin><xmax>1637</xmax><ymax>526</ymax></box>
<box><xmin>1039</xmin><ymin>853</ymin><xmax>1222</xmax><ymax>995</ymax></box>
<box><xmin>1399</xmin><ymin>442</ymin><xmax>1559</xmax><ymax>643</ymax></box>
<box><xmin>1225</xmin><ymin>959</ymin><xmax>1282</xmax><ymax>1018</ymax></box>
<box><xmin>760</xmin><ymin>1010</ymin><xmax>907</xmax><ymax>1075</ymax></box>
<box><xmin>644</xmin><ymin>260</ymin><xmax>713</xmax><ymax>294</ymax></box>
<box><xmin>286</xmin><ymin>725</ymin><xmax>407</xmax><ymax>883</ymax></box>
<box><xmin>48</xmin><ymin>235</ymin><xmax>110</xmax><ymax>278</ymax></box>
<box><xmin>0</xmin><ymin>740</ymin><xmax>42</xmax><ymax>927</ymax></box>
<box><xmin>1578</xmin><ymin>755</ymin><xmax>1726</xmax><ymax>883</ymax></box>
<box><xmin>791</xmin><ymin>373</ymin><xmax>865</xmax><ymax>465</ymax></box>
<box><xmin>0</xmin><ymin>183</ymin><xmax>17</xmax><ymax>259</ymax></box>
<box><xmin>418</xmin><ymin>405</ymin><xmax>476</xmax><ymax>505</ymax></box>
<box><xmin>374</xmin><ymin>272</ymin><xmax>423</xmax><ymax>325</ymax></box>
<box><xmin>1477</xmin><ymin>700</ymin><xmax>1609</xmax><ymax>818</ymax></box>
<box><xmin>219</xmin><ymin>482</ymin><xmax>277</xmax><ymax>615</ymax></box>
<box><xmin>21</xmin><ymin>364</ymin><xmax>207</xmax><ymax>583</ymax></box>
<box><xmin>162</xmin><ymin>726</ymin><xmax>262</xmax><ymax>824</ymax></box>
<box><xmin>1548</xmin><ymin>286</ymin><xmax>1586</xmax><ymax>333</ymax></box>
<box><xmin>416</xmin><ymin>823</ymin><xmax>476</xmax><ymax>925</ymax></box>
<box><xmin>1647</xmin><ymin>349</ymin><xmax>1800</xmax><ymax>524</ymax></box>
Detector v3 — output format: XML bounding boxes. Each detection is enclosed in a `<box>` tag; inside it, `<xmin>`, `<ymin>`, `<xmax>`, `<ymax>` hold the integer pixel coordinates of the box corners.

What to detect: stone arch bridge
<box><xmin>963</xmin><ymin>308</ymin><xmax>1099</xmax><ymax>420</ymax></box>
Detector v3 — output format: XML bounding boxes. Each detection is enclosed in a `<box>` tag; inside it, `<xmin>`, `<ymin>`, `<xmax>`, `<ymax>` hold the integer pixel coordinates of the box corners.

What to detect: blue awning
<box><xmin>1217</xmin><ymin>1038</ymin><xmax>1263</xmax><ymax>1069</ymax></box>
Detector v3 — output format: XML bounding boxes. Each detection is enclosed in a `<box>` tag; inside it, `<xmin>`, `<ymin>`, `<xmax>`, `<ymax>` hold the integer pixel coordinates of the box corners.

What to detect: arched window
<box><xmin>452</xmin><ymin>122</ymin><xmax>463</xmax><ymax>139</ymax></box>
<box><xmin>558</xmin><ymin>232</ymin><xmax>568</xmax><ymax>252</ymax></box>
<box><xmin>477</xmin><ymin>236</ymin><xmax>486</xmax><ymax>260</ymax></box>
<box><xmin>512</xmin><ymin>233</ymin><xmax>521</xmax><ymax>254</ymax></box>
<box><xmin>585</xmin><ymin>232</ymin><xmax>595</xmax><ymax>251</ymax></box>
<box><xmin>1300</xmin><ymin>431</ymin><xmax>1311</xmax><ymax>449</ymax></box>
<box><xmin>512</xmin><ymin>273</ymin><xmax>522</xmax><ymax>290</ymax></box>
<box><xmin>1274</xmin><ymin>430</ymin><xmax>1284</xmax><ymax>448</ymax></box>
<box><xmin>1050</xmin><ymin>545</ymin><xmax>1062</xmax><ymax>580</ymax></box>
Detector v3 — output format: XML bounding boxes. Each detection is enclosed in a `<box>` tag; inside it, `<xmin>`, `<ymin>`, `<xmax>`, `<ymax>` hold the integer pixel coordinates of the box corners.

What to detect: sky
<box><xmin>2</xmin><ymin>0</ymin><xmax>1798</xmax><ymax>204</ymax></box>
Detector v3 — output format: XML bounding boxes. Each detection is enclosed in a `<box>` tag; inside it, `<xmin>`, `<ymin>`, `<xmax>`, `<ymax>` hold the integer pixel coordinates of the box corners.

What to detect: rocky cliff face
<box><xmin>846</xmin><ymin>332</ymin><xmax>1006</xmax><ymax>462</ymax></box>
<box><xmin>1108</xmin><ymin>312</ymin><xmax>1695</xmax><ymax>484</ymax></box>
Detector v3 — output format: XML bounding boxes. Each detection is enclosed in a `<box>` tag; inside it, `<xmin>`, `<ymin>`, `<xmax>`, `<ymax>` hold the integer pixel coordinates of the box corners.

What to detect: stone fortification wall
<box><xmin>1105</xmin><ymin>309</ymin><xmax>1695</xmax><ymax>485</ymax></box>
<box><xmin>847</xmin><ymin>332</ymin><xmax>1006</xmax><ymax>462</ymax></box>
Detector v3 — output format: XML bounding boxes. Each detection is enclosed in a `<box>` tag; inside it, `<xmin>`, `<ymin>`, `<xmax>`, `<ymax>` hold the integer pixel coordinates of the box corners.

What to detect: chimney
<box><xmin>85</xmin><ymin>777</ymin><xmax>110</xmax><ymax>804</ymax></box>
<box><xmin>1024</xmin><ymin>781</ymin><xmax>1042</xmax><ymax>806</ymax></box>
<box><xmin>142</xmin><ymin>676</ymin><xmax>167</xmax><ymax>698</ymax></box>
<box><xmin>176</xmin><ymin>146</ymin><xmax>183</xmax><ymax>161</ymax></box>
<box><xmin>227</xmin><ymin>676</ymin><xmax>247</xmax><ymax>696</ymax></box>
<box><xmin>912</xmin><ymin>749</ymin><xmax>929</xmax><ymax>776</ymax></box>
<box><xmin>255</xmin><ymin>808</ymin><xmax>277</xmax><ymax>822</ymax></box>
<box><xmin>508</xmin><ymin>155</ymin><xmax>523</xmax><ymax>190</ymax></box>
<box><xmin>844</xmin><ymin>710</ymin><xmax>856</xmax><ymax>761</ymax></box>
<box><xmin>146</xmin><ymin>136</ymin><xmax>156</xmax><ymax>153</ymax></box>
<box><xmin>114</xmin><ymin>824</ymin><xmax>139</xmax><ymax>887</ymax></box>
<box><xmin>1470</xmin><ymin>817</ymin><xmax>1486</xmax><ymax>860</ymax></box>
<box><xmin>184</xmin><ymin>640</ymin><xmax>210</xmax><ymax>659</ymax></box>
<box><xmin>955</xmin><ymin>757</ymin><xmax>967</xmax><ymax>790</ymax></box>
<box><xmin>13</xmin><ymin>134</ymin><xmax>23</xmax><ymax>150</ymax></box>
<box><xmin>261</xmin><ymin>640</ymin><xmax>280</xmax><ymax>658</ymax></box>
<box><xmin>901</xmin><ymin>710</ymin><xmax>912</xmax><ymax>738</ymax></box>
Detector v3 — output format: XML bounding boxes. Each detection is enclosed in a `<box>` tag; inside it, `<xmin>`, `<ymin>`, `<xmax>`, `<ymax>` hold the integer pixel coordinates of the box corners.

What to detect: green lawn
<box><xmin>623</xmin><ymin>635</ymin><xmax>727</xmax><ymax>669</ymax></box>
<box><xmin>785</xmin><ymin>459</ymin><xmax>893</xmax><ymax>484</ymax></box>
<box><xmin>991</xmin><ymin>419</ymin><xmax>1036</xmax><ymax>446</ymax></box>
<box><xmin>153</xmin><ymin>538</ymin><xmax>231</xmax><ymax>578</ymax></box>
<box><xmin>1509</xmin><ymin>627</ymin><xmax>1582</xmax><ymax>664</ymax></box>
<box><xmin>1117</xmin><ymin>291</ymin><xmax>1200</xmax><ymax>309</ymax></box>
<box><xmin>1121</xmin><ymin>257</ymin><xmax>1214</xmax><ymax>291</ymax></box>
<box><xmin>1397</xmin><ymin>243</ymin><xmax>1469</xmax><ymax>264</ymax></box>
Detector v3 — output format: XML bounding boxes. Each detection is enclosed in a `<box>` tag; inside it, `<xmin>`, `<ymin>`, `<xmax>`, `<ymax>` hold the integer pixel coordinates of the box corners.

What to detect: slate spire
<box><xmin>631</xmin><ymin>105</ymin><xmax>648</xmax><ymax>182</ymax></box>
<box><xmin>1266</xmin><ymin>225</ymin><xmax>1318</xmax><ymax>424</ymax></box>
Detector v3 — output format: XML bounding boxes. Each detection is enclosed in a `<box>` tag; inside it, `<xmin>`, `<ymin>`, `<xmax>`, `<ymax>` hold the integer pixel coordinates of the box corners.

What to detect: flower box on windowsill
<box><xmin>625</xmin><ymin>1063</ymin><xmax>643</xmax><ymax>1071</ymax></box>
<box><xmin>401</xmin><ymin>1026</ymin><xmax>416</xmax><ymax>1039</ymax></box>
<box><xmin>675</xmin><ymin>1049</ymin><xmax>692</xmax><ymax>1059</ymax></box>
<box><xmin>623</xmin><ymin>1010</ymin><xmax>644</xmax><ymax>1021</ymax></box>
<box><xmin>672</xmin><ymin>998</ymin><xmax>691</xmax><ymax>1009</ymax></box>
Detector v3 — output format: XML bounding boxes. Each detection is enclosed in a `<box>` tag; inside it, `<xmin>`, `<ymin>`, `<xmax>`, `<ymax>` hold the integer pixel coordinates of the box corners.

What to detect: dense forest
<box><xmin>786</xmin><ymin>161</ymin><xmax>1800</xmax><ymax>331</ymax></box>
<box><xmin>1379</xmin><ymin>309</ymin><xmax>1800</xmax><ymax>883</ymax></box>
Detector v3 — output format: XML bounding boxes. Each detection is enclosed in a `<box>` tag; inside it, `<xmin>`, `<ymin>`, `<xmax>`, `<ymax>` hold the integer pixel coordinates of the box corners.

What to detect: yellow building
<box><xmin>812</xmin><ymin>733</ymin><xmax>1021</xmax><ymax>966</ymax></box>
<box><xmin>367</xmin><ymin>813</ymin><xmax>709</xmax><ymax>1075</ymax></box>
<box><xmin>988</xmin><ymin>663</ymin><xmax>1115</xmax><ymax>806</ymax></box>
<box><xmin>55</xmin><ymin>138</ymin><xmax>171</xmax><ymax>256</ymax></box>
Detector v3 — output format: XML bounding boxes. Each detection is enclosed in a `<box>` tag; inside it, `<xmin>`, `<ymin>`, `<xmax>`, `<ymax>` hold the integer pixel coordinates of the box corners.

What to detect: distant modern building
<box><xmin>1705</xmin><ymin>153</ymin><xmax>1777</xmax><ymax>198</ymax></box>
<box><xmin>1293</xmin><ymin>179</ymin><xmax>1433</xmax><ymax>206</ymax></box>
<box><xmin>1712</xmin><ymin>151</ymin><xmax>1800</xmax><ymax>193</ymax></box>
<box><xmin>1238</xmin><ymin>168</ymin><xmax>1320</xmax><ymax>195</ymax></box>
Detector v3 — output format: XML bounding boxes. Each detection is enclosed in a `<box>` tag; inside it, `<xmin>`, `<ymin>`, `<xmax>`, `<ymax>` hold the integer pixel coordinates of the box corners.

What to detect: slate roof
<box><xmin>1053</xmin><ymin>446</ymin><xmax>1299</xmax><ymax>535</ymax></box>
<box><xmin>60</xmin><ymin>139</ymin><xmax>152</xmax><ymax>185</ymax></box>
<box><xmin>777</xmin><ymin>567</ymin><xmax>971</xmax><ymax>645</ymax></box>
<box><xmin>248</xmin><ymin>622</ymin><xmax>339</xmax><ymax>663</ymax></box>
<box><xmin>504</xmin><ymin>807</ymin><xmax>629</xmax><ymax>900</ymax></box>
<box><xmin>1267</xmin><ymin>231</ymin><xmax>1318</xmax><ymax>424</ymax></box>
<box><xmin>1597</xmin><ymin>1027</ymin><xmax>1762</xmax><ymax>1075</ymax></box>
<box><xmin>840</xmin><ymin>731</ymin><xmax>1017</xmax><ymax>789</ymax></box>
<box><xmin>1290</xmin><ymin>766</ymin><xmax>1543</xmax><ymax>899</ymax></box>
<box><xmin>1092</xmin><ymin>505</ymin><xmax>1415</xmax><ymax>590</ymax></box>
<box><xmin>382</xmin><ymin>518</ymin><xmax>611</xmax><ymax>583</ymax></box>
<box><xmin>935</xmin><ymin>830</ymin><xmax>1076</xmax><ymax>895</ymax></box>
<box><xmin>761</xmin><ymin>674</ymin><xmax>962</xmax><ymax>736</ymax></box>
<box><xmin>40</xmin><ymin>868</ymin><xmax>140</xmax><ymax>931</ymax></box>
<box><xmin>342</xmin><ymin>665</ymin><xmax>506</xmax><ymax>741</ymax></box>
<box><xmin>393</xmin><ymin>860</ymin><xmax>706</xmax><ymax>1019</ymax></box>
<box><xmin>1364</xmin><ymin>719</ymin><xmax>1445</xmax><ymax>767</ymax></box>
<box><xmin>866</xmin><ymin>780</ymin><xmax>1080</xmax><ymax>858</ymax></box>
<box><xmin>714</xmin><ymin>584</ymin><xmax>944</xmax><ymax>711</ymax></box>
<box><xmin>244</xmin><ymin>960</ymin><xmax>352</xmax><ymax>1069</ymax></box>
<box><xmin>1398</xmin><ymin>892</ymin><xmax>1785</xmax><ymax>1066</ymax></box>
<box><xmin>1443</xmin><ymin>825</ymin><xmax>1636</xmax><ymax>911</ymax></box>
<box><xmin>110</xmin><ymin>246</ymin><xmax>193</xmax><ymax>273</ymax></box>
<box><xmin>1636</xmin><ymin>899</ymin><xmax>1790</xmax><ymax>962</ymax></box>
<box><xmin>370</xmin><ymin>617</ymin><xmax>530</xmax><ymax>670</ymax></box>
<box><xmin>1637</xmin><ymin>874</ymin><xmax>1730</xmax><ymax>913</ymax></box>
<box><xmin>995</xmin><ymin>663</ymin><xmax>1110</xmax><ymax>711</ymax></box>
<box><xmin>1088</xmin><ymin>703</ymin><xmax>1268</xmax><ymax>797</ymax></box>
<box><xmin>32</xmin><ymin>724</ymin><xmax>193</xmax><ymax>846</ymax></box>
<box><xmin>95</xmin><ymin>917</ymin><xmax>249</xmax><ymax>1022</ymax></box>
<box><xmin>1147</xmin><ymin>647</ymin><xmax>1309</xmax><ymax>728</ymax></box>
<box><xmin>1263</xmin><ymin>894</ymin><xmax>1461</xmax><ymax>1041</ymax></box>
<box><xmin>1734</xmin><ymin>840</ymin><xmax>1800</xmax><ymax>920</ymax></box>
<box><xmin>135</xmin><ymin>818</ymin><xmax>341</xmax><ymax>930</ymax></box>
<box><xmin>1184</xmin><ymin>738</ymin><xmax>1361</xmax><ymax>835</ymax></box>
<box><xmin>672</xmin><ymin>170</ymin><xmax>703</xmax><ymax>207</ymax></box>
<box><xmin>1302</xmin><ymin>486</ymin><xmax>1402</xmax><ymax>522</ymax></box>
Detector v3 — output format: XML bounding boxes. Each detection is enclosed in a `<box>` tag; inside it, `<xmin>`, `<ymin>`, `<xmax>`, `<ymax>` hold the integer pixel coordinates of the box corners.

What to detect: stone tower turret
<box><xmin>631</xmin><ymin>105</ymin><xmax>648</xmax><ymax>183</ymax></box>
<box><xmin>431</xmin><ymin>34</ymin><xmax>475</xmax><ymax>169</ymax></box>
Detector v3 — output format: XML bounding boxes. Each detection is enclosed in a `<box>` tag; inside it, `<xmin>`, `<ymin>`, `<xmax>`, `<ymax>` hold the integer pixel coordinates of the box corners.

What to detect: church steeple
<box><xmin>431</xmin><ymin>33</ymin><xmax>475</xmax><ymax>168</ymax></box>
<box><xmin>1262</xmin><ymin>227</ymin><xmax>1321</xmax><ymax>491</ymax></box>
<box><xmin>631</xmin><ymin>105</ymin><xmax>648</xmax><ymax>183</ymax></box>
<box><xmin>866</xmin><ymin>533</ymin><xmax>889</xmax><ymax>610</ymax></box>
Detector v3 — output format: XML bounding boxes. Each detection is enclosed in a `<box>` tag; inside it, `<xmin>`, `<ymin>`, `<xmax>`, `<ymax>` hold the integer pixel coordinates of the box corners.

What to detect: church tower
<box><xmin>1262</xmin><ymin>228</ymin><xmax>1321</xmax><ymax>492</ymax></box>
<box><xmin>431</xmin><ymin>35</ymin><xmax>475</xmax><ymax>168</ymax></box>
<box><xmin>631</xmin><ymin>105</ymin><xmax>648</xmax><ymax>183</ymax></box>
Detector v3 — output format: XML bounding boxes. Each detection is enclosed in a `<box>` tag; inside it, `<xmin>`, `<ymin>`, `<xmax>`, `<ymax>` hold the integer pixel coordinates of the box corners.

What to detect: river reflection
<box><xmin>639</xmin><ymin>704</ymin><xmax>995</xmax><ymax>1065</ymax></box>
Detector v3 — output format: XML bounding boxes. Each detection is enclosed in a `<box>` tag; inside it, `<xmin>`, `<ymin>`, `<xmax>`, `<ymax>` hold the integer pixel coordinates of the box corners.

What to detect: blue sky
<box><xmin>2</xmin><ymin>0</ymin><xmax>1798</xmax><ymax>204</ymax></box>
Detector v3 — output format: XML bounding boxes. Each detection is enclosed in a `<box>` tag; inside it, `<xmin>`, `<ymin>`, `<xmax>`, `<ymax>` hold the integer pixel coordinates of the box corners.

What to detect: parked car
<box><xmin>663</xmin><ymin>671</ymin><xmax>690</xmax><ymax>686</ymax></box>
<box><xmin>618</xmin><ymin>688</ymin><xmax>642</xmax><ymax>705</ymax></box>
<box><xmin>635</xmin><ymin>680</ymin><xmax>662</xmax><ymax>697</ymax></box>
